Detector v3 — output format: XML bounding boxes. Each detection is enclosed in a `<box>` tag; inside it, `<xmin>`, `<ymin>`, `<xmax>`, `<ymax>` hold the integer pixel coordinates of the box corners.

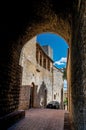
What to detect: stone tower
<box><xmin>42</xmin><ymin>45</ymin><xmax>53</xmax><ymax>59</ymax></box>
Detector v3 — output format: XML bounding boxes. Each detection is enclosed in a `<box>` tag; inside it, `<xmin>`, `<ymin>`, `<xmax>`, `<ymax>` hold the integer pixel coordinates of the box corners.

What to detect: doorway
<box><xmin>29</xmin><ymin>83</ymin><xmax>35</xmax><ymax>108</ymax></box>
<box><xmin>44</xmin><ymin>89</ymin><xmax>47</xmax><ymax>107</ymax></box>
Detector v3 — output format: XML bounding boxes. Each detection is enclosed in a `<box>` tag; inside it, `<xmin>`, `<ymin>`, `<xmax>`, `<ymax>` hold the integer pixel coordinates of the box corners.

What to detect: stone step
<box><xmin>0</xmin><ymin>110</ymin><xmax>25</xmax><ymax>129</ymax></box>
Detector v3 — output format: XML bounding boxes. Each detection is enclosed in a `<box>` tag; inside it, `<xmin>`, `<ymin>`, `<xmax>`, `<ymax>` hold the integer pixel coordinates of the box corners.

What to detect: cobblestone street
<box><xmin>8</xmin><ymin>108</ymin><xmax>67</xmax><ymax>130</ymax></box>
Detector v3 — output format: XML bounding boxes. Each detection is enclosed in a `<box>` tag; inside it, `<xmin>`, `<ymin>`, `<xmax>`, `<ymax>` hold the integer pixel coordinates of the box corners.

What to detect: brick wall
<box><xmin>0</xmin><ymin>42</ymin><xmax>22</xmax><ymax>117</ymax></box>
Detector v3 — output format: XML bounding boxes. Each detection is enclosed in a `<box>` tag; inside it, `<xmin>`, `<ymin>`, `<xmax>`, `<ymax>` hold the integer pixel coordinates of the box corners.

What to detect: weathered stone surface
<box><xmin>19</xmin><ymin>40</ymin><xmax>63</xmax><ymax>109</ymax></box>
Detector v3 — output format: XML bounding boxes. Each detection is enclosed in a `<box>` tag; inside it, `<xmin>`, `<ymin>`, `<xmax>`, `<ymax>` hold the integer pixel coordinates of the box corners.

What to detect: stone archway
<box><xmin>0</xmin><ymin>0</ymin><xmax>86</xmax><ymax>129</ymax></box>
<box><xmin>19</xmin><ymin>33</ymin><xmax>69</xmax><ymax>109</ymax></box>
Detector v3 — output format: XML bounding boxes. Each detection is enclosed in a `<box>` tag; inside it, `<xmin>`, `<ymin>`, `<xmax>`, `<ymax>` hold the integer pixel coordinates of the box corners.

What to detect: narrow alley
<box><xmin>8</xmin><ymin>109</ymin><xmax>72</xmax><ymax>130</ymax></box>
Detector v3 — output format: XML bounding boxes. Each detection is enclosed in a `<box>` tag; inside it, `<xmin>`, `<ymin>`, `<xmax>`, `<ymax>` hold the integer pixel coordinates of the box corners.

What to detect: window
<box><xmin>48</xmin><ymin>60</ymin><xmax>50</xmax><ymax>71</ymax></box>
<box><xmin>40</xmin><ymin>52</ymin><xmax>42</xmax><ymax>66</ymax></box>
<box><xmin>43</xmin><ymin>57</ymin><xmax>46</xmax><ymax>69</ymax></box>
<box><xmin>54</xmin><ymin>94</ymin><xmax>56</xmax><ymax>100</ymax></box>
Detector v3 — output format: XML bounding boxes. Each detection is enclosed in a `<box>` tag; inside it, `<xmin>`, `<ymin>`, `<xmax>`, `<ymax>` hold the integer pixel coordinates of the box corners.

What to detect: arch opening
<box><xmin>19</xmin><ymin>32</ymin><xmax>70</xmax><ymax>110</ymax></box>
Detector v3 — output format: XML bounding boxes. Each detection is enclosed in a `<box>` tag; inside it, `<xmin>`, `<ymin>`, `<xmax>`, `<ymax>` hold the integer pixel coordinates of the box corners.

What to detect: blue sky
<box><xmin>37</xmin><ymin>32</ymin><xmax>69</xmax><ymax>69</ymax></box>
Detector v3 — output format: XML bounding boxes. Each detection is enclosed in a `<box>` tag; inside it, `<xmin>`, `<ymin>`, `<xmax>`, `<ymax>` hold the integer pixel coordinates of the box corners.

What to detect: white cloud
<box><xmin>64</xmin><ymin>80</ymin><xmax>67</xmax><ymax>86</ymax></box>
<box><xmin>54</xmin><ymin>57</ymin><xmax>67</xmax><ymax>65</ymax></box>
<box><xmin>64</xmin><ymin>80</ymin><xmax>67</xmax><ymax>90</ymax></box>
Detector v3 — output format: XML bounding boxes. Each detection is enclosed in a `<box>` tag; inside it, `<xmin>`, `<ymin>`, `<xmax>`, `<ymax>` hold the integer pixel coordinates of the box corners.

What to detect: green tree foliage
<box><xmin>62</xmin><ymin>68</ymin><xmax>67</xmax><ymax>80</ymax></box>
<box><xmin>64</xmin><ymin>97</ymin><xmax>68</xmax><ymax>105</ymax></box>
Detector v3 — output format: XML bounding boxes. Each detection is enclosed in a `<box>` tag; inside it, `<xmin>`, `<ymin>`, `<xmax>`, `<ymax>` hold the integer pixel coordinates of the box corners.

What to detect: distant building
<box><xmin>64</xmin><ymin>90</ymin><xmax>68</xmax><ymax>99</ymax></box>
<box><xmin>42</xmin><ymin>45</ymin><xmax>53</xmax><ymax>59</ymax></box>
<box><xmin>53</xmin><ymin>66</ymin><xmax>64</xmax><ymax>108</ymax></box>
<box><xmin>63</xmin><ymin>89</ymin><xmax>68</xmax><ymax>110</ymax></box>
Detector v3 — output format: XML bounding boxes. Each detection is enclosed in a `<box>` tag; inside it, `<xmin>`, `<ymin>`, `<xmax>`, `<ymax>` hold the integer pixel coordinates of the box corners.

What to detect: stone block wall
<box><xmin>0</xmin><ymin>43</ymin><xmax>22</xmax><ymax>117</ymax></box>
<box><xmin>67</xmin><ymin>49</ymin><xmax>72</xmax><ymax>112</ymax></box>
<box><xmin>19</xmin><ymin>86</ymin><xmax>30</xmax><ymax>109</ymax></box>
<box><xmin>71</xmin><ymin>0</ymin><xmax>86</xmax><ymax>129</ymax></box>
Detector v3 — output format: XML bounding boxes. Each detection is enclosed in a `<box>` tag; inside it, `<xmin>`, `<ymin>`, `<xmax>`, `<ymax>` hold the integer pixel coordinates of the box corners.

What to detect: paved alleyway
<box><xmin>8</xmin><ymin>108</ymin><xmax>70</xmax><ymax>130</ymax></box>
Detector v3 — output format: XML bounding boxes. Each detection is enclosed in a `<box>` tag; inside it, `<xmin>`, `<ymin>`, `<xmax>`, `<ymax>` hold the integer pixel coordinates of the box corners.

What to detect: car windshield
<box><xmin>49</xmin><ymin>101</ymin><xmax>59</xmax><ymax>105</ymax></box>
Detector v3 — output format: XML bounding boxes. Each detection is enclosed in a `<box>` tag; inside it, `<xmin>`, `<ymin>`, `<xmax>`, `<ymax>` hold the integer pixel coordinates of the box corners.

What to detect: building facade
<box><xmin>19</xmin><ymin>37</ymin><xmax>53</xmax><ymax>109</ymax></box>
<box><xmin>19</xmin><ymin>37</ymin><xmax>63</xmax><ymax>109</ymax></box>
